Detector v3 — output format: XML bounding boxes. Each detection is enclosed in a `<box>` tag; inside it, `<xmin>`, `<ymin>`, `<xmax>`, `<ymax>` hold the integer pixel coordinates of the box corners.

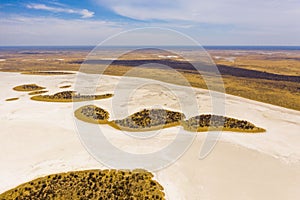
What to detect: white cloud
<box><xmin>96</xmin><ymin>0</ymin><xmax>300</xmax><ymax>26</ymax></box>
<box><xmin>93</xmin><ymin>0</ymin><xmax>300</xmax><ymax>45</ymax></box>
<box><xmin>26</xmin><ymin>3</ymin><xmax>95</xmax><ymax>18</ymax></box>
<box><xmin>0</xmin><ymin>16</ymin><xmax>195</xmax><ymax>46</ymax></box>
<box><xmin>80</xmin><ymin>9</ymin><xmax>94</xmax><ymax>18</ymax></box>
<box><xmin>0</xmin><ymin>16</ymin><xmax>122</xmax><ymax>45</ymax></box>
<box><xmin>97</xmin><ymin>1</ymin><xmax>300</xmax><ymax>30</ymax></box>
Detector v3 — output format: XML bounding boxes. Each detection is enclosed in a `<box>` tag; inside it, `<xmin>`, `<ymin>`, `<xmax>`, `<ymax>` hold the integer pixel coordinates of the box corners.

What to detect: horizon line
<box><xmin>1</xmin><ymin>45</ymin><xmax>300</xmax><ymax>47</ymax></box>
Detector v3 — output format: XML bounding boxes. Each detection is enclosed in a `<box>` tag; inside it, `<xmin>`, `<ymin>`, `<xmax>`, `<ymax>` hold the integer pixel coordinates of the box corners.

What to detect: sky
<box><xmin>0</xmin><ymin>0</ymin><xmax>300</xmax><ymax>46</ymax></box>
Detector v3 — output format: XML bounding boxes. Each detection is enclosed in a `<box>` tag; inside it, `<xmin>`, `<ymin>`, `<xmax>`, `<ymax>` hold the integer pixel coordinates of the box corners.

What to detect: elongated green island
<box><xmin>182</xmin><ymin>114</ymin><xmax>266</xmax><ymax>133</ymax></box>
<box><xmin>13</xmin><ymin>84</ymin><xmax>45</xmax><ymax>92</ymax></box>
<box><xmin>74</xmin><ymin>105</ymin><xmax>110</xmax><ymax>124</ymax></box>
<box><xmin>21</xmin><ymin>71</ymin><xmax>75</xmax><ymax>75</ymax></box>
<box><xmin>28</xmin><ymin>90</ymin><xmax>48</xmax><ymax>95</ymax></box>
<box><xmin>5</xmin><ymin>97</ymin><xmax>19</xmax><ymax>101</ymax></box>
<box><xmin>59</xmin><ymin>85</ymin><xmax>71</xmax><ymax>89</ymax></box>
<box><xmin>74</xmin><ymin>105</ymin><xmax>266</xmax><ymax>133</ymax></box>
<box><xmin>31</xmin><ymin>91</ymin><xmax>113</xmax><ymax>102</ymax></box>
<box><xmin>0</xmin><ymin>169</ymin><xmax>165</xmax><ymax>200</ymax></box>
<box><xmin>109</xmin><ymin>108</ymin><xmax>186</xmax><ymax>132</ymax></box>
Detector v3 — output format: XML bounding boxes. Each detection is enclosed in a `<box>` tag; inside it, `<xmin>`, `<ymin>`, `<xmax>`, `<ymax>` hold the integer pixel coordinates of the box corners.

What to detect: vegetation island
<box><xmin>21</xmin><ymin>71</ymin><xmax>75</xmax><ymax>75</ymax></box>
<box><xmin>75</xmin><ymin>105</ymin><xmax>265</xmax><ymax>133</ymax></box>
<box><xmin>59</xmin><ymin>85</ymin><xmax>71</xmax><ymax>89</ymax></box>
<box><xmin>182</xmin><ymin>114</ymin><xmax>266</xmax><ymax>132</ymax></box>
<box><xmin>75</xmin><ymin>105</ymin><xmax>110</xmax><ymax>124</ymax></box>
<box><xmin>5</xmin><ymin>97</ymin><xmax>19</xmax><ymax>101</ymax></box>
<box><xmin>13</xmin><ymin>84</ymin><xmax>45</xmax><ymax>92</ymax></box>
<box><xmin>31</xmin><ymin>91</ymin><xmax>113</xmax><ymax>102</ymax></box>
<box><xmin>28</xmin><ymin>90</ymin><xmax>48</xmax><ymax>95</ymax></box>
<box><xmin>0</xmin><ymin>169</ymin><xmax>165</xmax><ymax>200</ymax></box>
<box><xmin>109</xmin><ymin>108</ymin><xmax>186</xmax><ymax>132</ymax></box>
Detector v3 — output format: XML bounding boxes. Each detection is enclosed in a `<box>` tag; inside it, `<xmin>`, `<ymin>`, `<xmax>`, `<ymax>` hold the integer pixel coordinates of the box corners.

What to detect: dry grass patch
<box><xmin>59</xmin><ymin>85</ymin><xmax>71</xmax><ymax>88</ymax></box>
<box><xmin>2</xmin><ymin>49</ymin><xmax>300</xmax><ymax>111</ymax></box>
<box><xmin>5</xmin><ymin>97</ymin><xmax>19</xmax><ymax>101</ymax></box>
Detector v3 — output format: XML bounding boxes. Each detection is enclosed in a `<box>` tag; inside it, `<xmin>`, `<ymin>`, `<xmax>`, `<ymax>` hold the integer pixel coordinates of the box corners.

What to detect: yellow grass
<box><xmin>2</xmin><ymin>49</ymin><xmax>299</xmax><ymax>111</ymax></box>
<box><xmin>211</xmin><ymin>51</ymin><xmax>300</xmax><ymax>76</ymax></box>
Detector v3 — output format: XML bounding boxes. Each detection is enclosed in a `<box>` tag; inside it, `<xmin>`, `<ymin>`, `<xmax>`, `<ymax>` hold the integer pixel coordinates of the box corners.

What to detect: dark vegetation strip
<box><xmin>70</xmin><ymin>59</ymin><xmax>300</xmax><ymax>83</ymax></box>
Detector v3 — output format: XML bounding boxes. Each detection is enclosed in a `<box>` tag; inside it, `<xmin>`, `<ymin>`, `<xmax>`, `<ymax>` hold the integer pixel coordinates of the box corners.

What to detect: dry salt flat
<box><xmin>0</xmin><ymin>71</ymin><xmax>299</xmax><ymax>200</ymax></box>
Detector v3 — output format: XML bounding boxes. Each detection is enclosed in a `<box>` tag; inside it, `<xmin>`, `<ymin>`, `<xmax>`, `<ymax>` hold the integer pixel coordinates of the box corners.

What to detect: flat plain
<box><xmin>0</xmin><ymin>47</ymin><xmax>299</xmax><ymax>199</ymax></box>
<box><xmin>1</xmin><ymin>48</ymin><xmax>299</xmax><ymax>110</ymax></box>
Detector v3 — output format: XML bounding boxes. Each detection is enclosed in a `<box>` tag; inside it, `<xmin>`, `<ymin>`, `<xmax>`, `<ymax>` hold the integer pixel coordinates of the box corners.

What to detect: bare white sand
<box><xmin>0</xmin><ymin>71</ymin><xmax>299</xmax><ymax>199</ymax></box>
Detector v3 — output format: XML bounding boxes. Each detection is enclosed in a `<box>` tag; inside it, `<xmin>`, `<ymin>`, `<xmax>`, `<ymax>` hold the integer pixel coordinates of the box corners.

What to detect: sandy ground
<box><xmin>0</xmin><ymin>71</ymin><xmax>299</xmax><ymax>199</ymax></box>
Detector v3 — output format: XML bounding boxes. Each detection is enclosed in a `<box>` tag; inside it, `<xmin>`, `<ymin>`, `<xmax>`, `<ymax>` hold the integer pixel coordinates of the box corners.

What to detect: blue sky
<box><xmin>1</xmin><ymin>0</ymin><xmax>300</xmax><ymax>45</ymax></box>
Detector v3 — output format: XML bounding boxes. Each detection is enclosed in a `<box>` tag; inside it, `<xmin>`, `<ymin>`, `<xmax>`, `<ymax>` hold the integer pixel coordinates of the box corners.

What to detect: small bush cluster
<box><xmin>13</xmin><ymin>84</ymin><xmax>45</xmax><ymax>92</ymax></box>
<box><xmin>80</xmin><ymin>105</ymin><xmax>109</xmax><ymax>120</ymax></box>
<box><xmin>74</xmin><ymin>105</ymin><xmax>110</xmax><ymax>124</ymax></box>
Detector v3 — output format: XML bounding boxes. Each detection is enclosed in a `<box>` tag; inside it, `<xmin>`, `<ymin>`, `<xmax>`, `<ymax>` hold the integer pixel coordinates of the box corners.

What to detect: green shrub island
<box><xmin>74</xmin><ymin>105</ymin><xmax>265</xmax><ymax>133</ymax></box>
<box><xmin>0</xmin><ymin>169</ymin><xmax>165</xmax><ymax>200</ymax></box>
<box><xmin>31</xmin><ymin>91</ymin><xmax>113</xmax><ymax>102</ymax></box>
<box><xmin>13</xmin><ymin>84</ymin><xmax>45</xmax><ymax>92</ymax></box>
<box><xmin>75</xmin><ymin>105</ymin><xmax>110</xmax><ymax>124</ymax></box>
<box><xmin>28</xmin><ymin>90</ymin><xmax>48</xmax><ymax>95</ymax></box>
<box><xmin>21</xmin><ymin>71</ymin><xmax>75</xmax><ymax>75</ymax></box>
<box><xmin>109</xmin><ymin>109</ymin><xmax>186</xmax><ymax>131</ymax></box>
<box><xmin>182</xmin><ymin>114</ymin><xmax>266</xmax><ymax>132</ymax></box>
